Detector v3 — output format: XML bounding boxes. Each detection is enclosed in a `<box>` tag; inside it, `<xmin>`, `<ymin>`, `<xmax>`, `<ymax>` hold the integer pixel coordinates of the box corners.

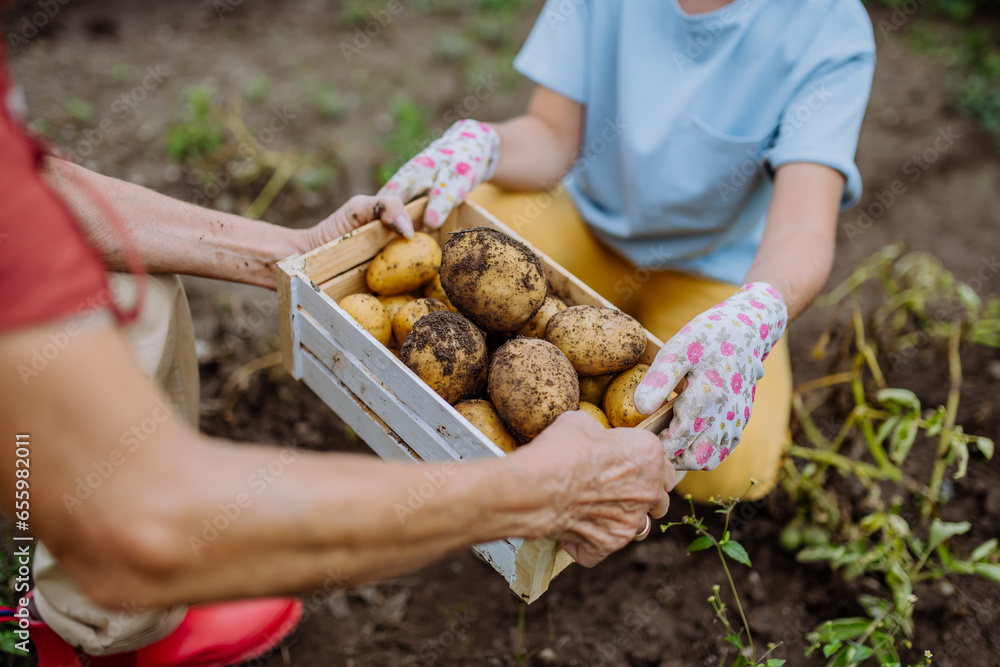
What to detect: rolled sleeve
<box><xmin>512</xmin><ymin>0</ymin><xmax>590</xmax><ymax>103</ymax></box>
<box><xmin>764</xmin><ymin>53</ymin><xmax>875</xmax><ymax>210</ymax></box>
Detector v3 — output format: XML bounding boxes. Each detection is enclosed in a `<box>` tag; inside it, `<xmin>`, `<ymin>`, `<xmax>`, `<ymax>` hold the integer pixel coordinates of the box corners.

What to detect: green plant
<box><xmin>866</xmin><ymin>0</ymin><xmax>994</xmax><ymax>22</ymax></box>
<box><xmin>662</xmin><ymin>485</ymin><xmax>786</xmax><ymax>667</ymax></box>
<box><xmin>376</xmin><ymin>98</ymin><xmax>432</xmax><ymax>186</ymax></box>
<box><xmin>311</xmin><ymin>85</ymin><xmax>346</xmax><ymax>119</ymax></box>
<box><xmin>246</xmin><ymin>75</ymin><xmax>270</xmax><ymax>102</ymax></box>
<box><xmin>64</xmin><ymin>96</ymin><xmax>93</xmax><ymax>122</ymax></box>
<box><xmin>781</xmin><ymin>245</ymin><xmax>998</xmax><ymax>665</ymax></box>
<box><xmin>110</xmin><ymin>62</ymin><xmax>131</xmax><ymax>83</ymax></box>
<box><xmin>166</xmin><ymin>86</ymin><xmax>225</xmax><ymax>163</ymax></box>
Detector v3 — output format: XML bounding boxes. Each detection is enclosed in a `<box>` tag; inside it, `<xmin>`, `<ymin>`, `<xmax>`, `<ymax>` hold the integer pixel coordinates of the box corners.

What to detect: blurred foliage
<box><xmin>64</xmin><ymin>96</ymin><xmax>93</xmax><ymax>122</ymax></box>
<box><xmin>867</xmin><ymin>0</ymin><xmax>997</xmax><ymax>22</ymax></box>
<box><xmin>310</xmin><ymin>84</ymin><xmax>346</xmax><ymax>120</ymax></box>
<box><xmin>868</xmin><ymin>0</ymin><xmax>1000</xmax><ymax>150</ymax></box>
<box><xmin>375</xmin><ymin>98</ymin><xmax>432</xmax><ymax>186</ymax></box>
<box><xmin>165</xmin><ymin>88</ymin><xmax>343</xmax><ymax>217</ymax></box>
<box><xmin>166</xmin><ymin>86</ymin><xmax>226</xmax><ymax>163</ymax></box>
<box><xmin>956</xmin><ymin>29</ymin><xmax>1000</xmax><ymax>151</ymax></box>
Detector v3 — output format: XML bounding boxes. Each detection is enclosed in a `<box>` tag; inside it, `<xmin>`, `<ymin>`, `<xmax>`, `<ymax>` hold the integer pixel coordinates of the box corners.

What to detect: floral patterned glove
<box><xmin>379</xmin><ymin>119</ymin><xmax>500</xmax><ymax>231</ymax></box>
<box><xmin>633</xmin><ymin>283</ymin><xmax>788</xmax><ymax>471</ymax></box>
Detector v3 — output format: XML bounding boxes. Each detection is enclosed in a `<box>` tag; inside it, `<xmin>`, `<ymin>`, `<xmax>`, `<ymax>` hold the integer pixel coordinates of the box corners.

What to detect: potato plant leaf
<box><xmin>721</xmin><ymin>539</ymin><xmax>751</xmax><ymax>566</ymax></box>
<box><xmin>687</xmin><ymin>536</ymin><xmax>713</xmax><ymax>553</ymax></box>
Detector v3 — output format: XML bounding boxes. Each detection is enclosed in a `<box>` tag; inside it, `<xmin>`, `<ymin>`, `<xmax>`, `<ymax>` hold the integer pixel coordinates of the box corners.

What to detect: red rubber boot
<box><xmin>14</xmin><ymin>591</ymin><xmax>303</xmax><ymax>667</ymax></box>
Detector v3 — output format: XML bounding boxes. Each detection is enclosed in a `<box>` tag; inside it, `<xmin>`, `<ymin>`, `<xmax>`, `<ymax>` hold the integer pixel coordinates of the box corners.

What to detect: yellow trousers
<box><xmin>468</xmin><ymin>184</ymin><xmax>791</xmax><ymax>502</ymax></box>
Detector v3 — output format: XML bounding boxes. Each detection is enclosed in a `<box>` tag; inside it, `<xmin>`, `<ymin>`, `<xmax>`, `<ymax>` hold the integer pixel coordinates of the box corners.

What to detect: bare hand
<box><xmin>509</xmin><ymin>412</ymin><xmax>675</xmax><ymax>567</ymax></box>
<box><xmin>298</xmin><ymin>193</ymin><xmax>414</xmax><ymax>252</ymax></box>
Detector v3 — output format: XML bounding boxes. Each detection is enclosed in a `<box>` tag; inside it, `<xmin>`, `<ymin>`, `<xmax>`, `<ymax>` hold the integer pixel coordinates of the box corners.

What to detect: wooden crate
<box><xmin>276</xmin><ymin>198</ymin><xmax>673</xmax><ymax>603</ymax></box>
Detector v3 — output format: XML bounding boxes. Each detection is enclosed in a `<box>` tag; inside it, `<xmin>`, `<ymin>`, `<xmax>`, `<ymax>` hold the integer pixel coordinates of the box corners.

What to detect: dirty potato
<box><xmin>392</xmin><ymin>298</ymin><xmax>450</xmax><ymax>347</ymax></box>
<box><xmin>545</xmin><ymin>305</ymin><xmax>646</xmax><ymax>376</ymax></box>
<box><xmin>517</xmin><ymin>295</ymin><xmax>567</xmax><ymax>338</ymax></box>
<box><xmin>338</xmin><ymin>293</ymin><xmax>392</xmax><ymax>346</ymax></box>
<box><xmin>378</xmin><ymin>294</ymin><xmax>416</xmax><ymax>325</ymax></box>
<box><xmin>423</xmin><ymin>273</ymin><xmax>457</xmax><ymax>312</ymax></box>
<box><xmin>367</xmin><ymin>232</ymin><xmax>442</xmax><ymax>295</ymax></box>
<box><xmin>488</xmin><ymin>338</ymin><xmax>579</xmax><ymax>441</ymax></box>
<box><xmin>579</xmin><ymin>373</ymin><xmax>614</xmax><ymax>405</ymax></box>
<box><xmin>439</xmin><ymin>227</ymin><xmax>546</xmax><ymax>331</ymax></box>
<box><xmin>455</xmin><ymin>399</ymin><xmax>519</xmax><ymax>453</ymax></box>
<box><xmin>578</xmin><ymin>401</ymin><xmax>612</xmax><ymax>429</ymax></box>
<box><xmin>603</xmin><ymin>364</ymin><xmax>649</xmax><ymax>428</ymax></box>
<box><xmin>401</xmin><ymin>311</ymin><xmax>487</xmax><ymax>404</ymax></box>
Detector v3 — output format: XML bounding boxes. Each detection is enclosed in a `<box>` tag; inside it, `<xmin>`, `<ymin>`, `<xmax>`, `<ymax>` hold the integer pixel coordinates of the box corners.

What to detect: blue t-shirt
<box><xmin>513</xmin><ymin>0</ymin><xmax>876</xmax><ymax>285</ymax></box>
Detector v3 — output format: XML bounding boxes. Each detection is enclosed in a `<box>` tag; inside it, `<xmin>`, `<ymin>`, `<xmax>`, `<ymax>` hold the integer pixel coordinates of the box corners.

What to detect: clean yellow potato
<box><xmin>401</xmin><ymin>312</ymin><xmax>487</xmax><ymax>405</ymax></box>
<box><xmin>488</xmin><ymin>338</ymin><xmax>579</xmax><ymax>441</ymax></box>
<box><xmin>455</xmin><ymin>399</ymin><xmax>519</xmax><ymax>452</ymax></box>
<box><xmin>367</xmin><ymin>232</ymin><xmax>442</xmax><ymax>295</ymax></box>
<box><xmin>378</xmin><ymin>294</ymin><xmax>415</xmax><ymax>323</ymax></box>
<box><xmin>439</xmin><ymin>227</ymin><xmax>546</xmax><ymax>331</ymax></box>
<box><xmin>603</xmin><ymin>364</ymin><xmax>649</xmax><ymax>428</ymax></box>
<box><xmin>517</xmin><ymin>295</ymin><xmax>567</xmax><ymax>338</ymax></box>
<box><xmin>392</xmin><ymin>298</ymin><xmax>450</xmax><ymax>347</ymax></box>
<box><xmin>338</xmin><ymin>293</ymin><xmax>392</xmax><ymax>346</ymax></box>
<box><xmin>423</xmin><ymin>273</ymin><xmax>457</xmax><ymax>312</ymax></box>
<box><xmin>578</xmin><ymin>401</ymin><xmax>611</xmax><ymax>429</ymax></box>
<box><xmin>545</xmin><ymin>305</ymin><xmax>647</xmax><ymax>376</ymax></box>
<box><xmin>579</xmin><ymin>373</ymin><xmax>614</xmax><ymax>405</ymax></box>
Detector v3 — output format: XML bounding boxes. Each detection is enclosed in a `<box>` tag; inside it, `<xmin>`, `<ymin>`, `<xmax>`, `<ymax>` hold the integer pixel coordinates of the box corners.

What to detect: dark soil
<box><xmin>4</xmin><ymin>1</ymin><xmax>999</xmax><ymax>666</ymax></box>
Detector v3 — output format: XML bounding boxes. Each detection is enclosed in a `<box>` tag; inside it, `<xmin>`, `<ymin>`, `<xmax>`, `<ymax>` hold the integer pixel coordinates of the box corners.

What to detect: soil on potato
<box><xmin>4</xmin><ymin>1</ymin><xmax>999</xmax><ymax>666</ymax></box>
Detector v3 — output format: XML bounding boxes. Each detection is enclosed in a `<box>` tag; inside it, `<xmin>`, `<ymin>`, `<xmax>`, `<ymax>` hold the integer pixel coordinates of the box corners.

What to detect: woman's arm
<box><xmin>743</xmin><ymin>162</ymin><xmax>846</xmax><ymax>319</ymax></box>
<box><xmin>490</xmin><ymin>85</ymin><xmax>585</xmax><ymax>190</ymax></box>
<box><xmin>41</xmin><ymin>157</ymin><xmax>409</xmax><ymax>290</ymax></box>
<box><xmin>0</xmin><ymin>320</ymin><xmax>671</xmax><ymax>608</ymax></box>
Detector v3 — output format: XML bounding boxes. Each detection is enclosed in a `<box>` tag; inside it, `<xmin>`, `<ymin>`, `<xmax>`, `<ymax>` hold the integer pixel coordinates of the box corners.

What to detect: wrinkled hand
<box><xmin>378</xmin><ymin>119</ymin><xmax>500</xmax><ymax>229</ymax></box>
<box><xmin>633</xmin><ymin>282</ymin><xmax>787</xmax><ymax>471</ymax></box>
<box><xmin>298</xmin><ymin>193</ymin><xmax>413</xmax><ymax>253</ymax></box>
<box><xmin>511</xmin><ymin>411</ymin><xmax>675</xmax><ymax>567</ymax></box>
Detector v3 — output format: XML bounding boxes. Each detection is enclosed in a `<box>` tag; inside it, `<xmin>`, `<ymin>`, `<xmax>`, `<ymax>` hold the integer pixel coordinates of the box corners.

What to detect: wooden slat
<box><xmin>293</xmin><ymin>278</ymin><xmax>507</xmax><ymax>461</ymax></box>
<box><xmin>276</xmin><ymin>257</ymin><xmax>304</xmax><ymax>379</ymax></box>
<box><xmin>299</xmin><ymin>199</ymin><xmax>430</xmax><ymax>285</ymax></box>
<box><xmin>319</xmin><ymin>261</ymin><xmax>371</xmax><ymax>302</ymax></box>
<box><xmin>300</xmin><ymin>350</ymin><xmax>422</xmax><ymax>463</ymax></box>
<box><xmin>299</xmin><ymin>347</ymin><xmax>531</xmax><ymax>587</ymax></box>
<box><xmin>512</xmin><ymin>538</ymin><xmax>574</xmax><ymax>603</ymax></box>
<box><xmin>637</xmin><ymin>398</ymin><xmax>676</xmax><ymax>434</ymax></box>
<box><xmin>297</xmin><ymin>312</ymin><xmax>468</xmax><ymax>463</ymax></box>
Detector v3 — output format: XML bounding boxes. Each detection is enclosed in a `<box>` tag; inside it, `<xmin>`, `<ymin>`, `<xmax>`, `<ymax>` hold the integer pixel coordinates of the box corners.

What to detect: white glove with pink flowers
<box><xmin>633</xmin><ymin>283</ymin><xmax>788</xmax><ymax>472</ymax></box>
<box><xmin>378</xmin><ymin>119</ymin><xmax>500</xmax><ymax>230</ymax></box>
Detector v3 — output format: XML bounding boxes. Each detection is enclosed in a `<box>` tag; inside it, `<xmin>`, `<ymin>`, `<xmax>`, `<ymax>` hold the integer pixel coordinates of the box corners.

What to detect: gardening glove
<box><xmin>633</xmin><ymin>282</ymin><xmax>788</xmax><ymax>472</ymax></box>
<box><xmin>378</xmin><ymin>119</ymin><xmax>500</xmax><ymax>231</ymax></box>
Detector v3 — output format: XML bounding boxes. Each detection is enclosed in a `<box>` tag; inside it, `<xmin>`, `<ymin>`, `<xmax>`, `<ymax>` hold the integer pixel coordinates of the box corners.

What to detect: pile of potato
<box><xmin>338</xmin><ymin>226</ymin><xmax>653</xmax><ymax>451</ymax></box>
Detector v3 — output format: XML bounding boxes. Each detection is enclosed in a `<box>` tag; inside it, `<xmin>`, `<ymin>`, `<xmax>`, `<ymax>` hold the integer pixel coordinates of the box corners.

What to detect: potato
<box><xmin>378</xmin><ymin>294</ymin><xmax>415</xmax><ymax>323</ymax></box>
<box><xmin>578</xmin><ymin>401</ymin><xmax>611</xmax><ymax>429</ymax></box>
<box><xmin>517</xmin><ymin>295</ymin><xmax>567</xmax><ymax>338</ymax></box>
<box><xmin>488</xmin><ymin>338</ymin><xmax>579</xmax><ymax>441</ymax></box>
<box><xmin>439</xmin><ymin>227</ymin><xmax>546</xmax><ymax>331</ymax></box>
<box><xmin>392</xmin><ymin>298</ymin><xmax>449</xmax><ymax>347</ymax></box>
<box><xmin>455</xmin><ymin>399</ymin><xmax>518</xmax><ymax>453</ymax></box>
<box><xmin>579</xmin><ymin>373</ymin><xmax>614</xmax><ymax>405</ymax></box>
<box><xmin>423</xmin><ymin>273</ymin><xmax>457</xmax><ymax>312</ymax></box>
<box><xmin>401</xmin><ymin>311</ymin><xmax>487</xmax><ymax>404</ymax></box>
<box><xmin>545</xmin><ymin>305</ymin><xmax>646</xmax><ymax>376</ymax></box>
<box><xmin>367</xmin><ymin>232</ymin><xmax>442</xmax><ymax>295</ymax></box>
<box><xmin>603</xmin><ymin>364</ymin><xmax>649</xmax><ymax>428</ymax></box>
<box><xmin>338</xmin><ymin>293</ymin><xmax>392</xmax><ymax>346</ymax></box>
